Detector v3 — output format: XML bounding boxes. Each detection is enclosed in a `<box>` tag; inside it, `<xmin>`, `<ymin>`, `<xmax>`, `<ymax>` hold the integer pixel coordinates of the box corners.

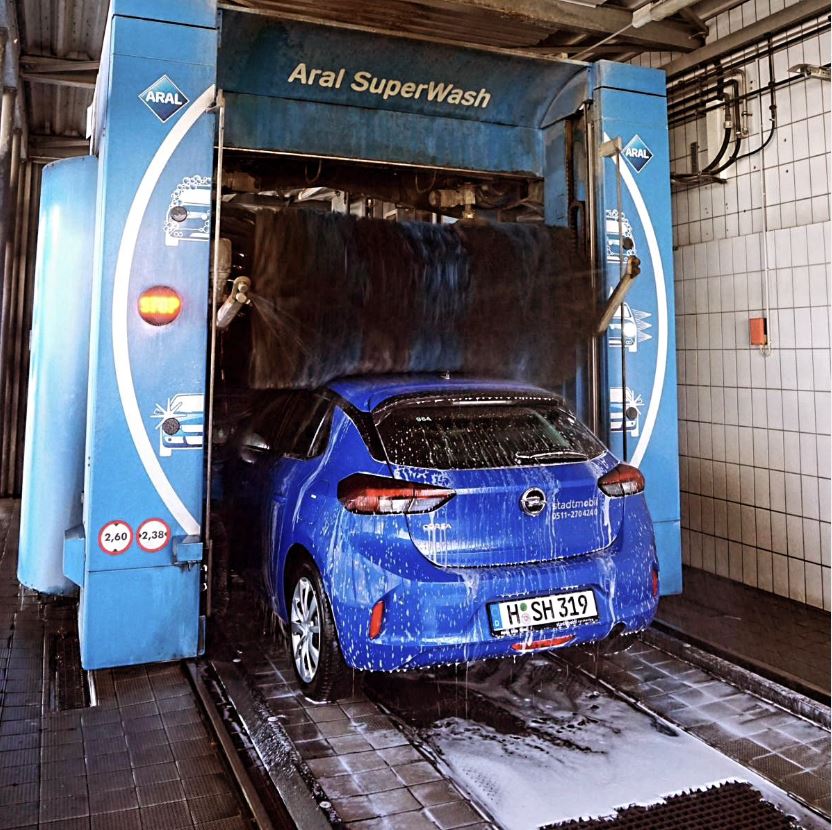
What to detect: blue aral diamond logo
<box><xmin>622</xmin><ymin>134</ymin><xmax>653</xmax><ymax>174</ymax></box>
<box><xmin>139</xmin><ymin>75</ymin><xmax>189</xmax><ymax>123</ymax></box>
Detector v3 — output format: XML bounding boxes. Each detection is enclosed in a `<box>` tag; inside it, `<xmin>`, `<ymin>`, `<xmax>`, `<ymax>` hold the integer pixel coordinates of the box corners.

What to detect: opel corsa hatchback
<box><xmin>228</xmin><ymin>376</ymin><xmax>659</xmax><ymax>701</ymax></box>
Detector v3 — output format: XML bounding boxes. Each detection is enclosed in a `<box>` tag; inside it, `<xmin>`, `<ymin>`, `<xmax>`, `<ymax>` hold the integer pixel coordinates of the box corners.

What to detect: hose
<box><xmin>706</xmin><ymin>132</ymin><xmax>743</xmax><ymax>175</ymax></box>
<box><xmin>733</xmin><ymin>38</ymin><xmax>778</xmax><ymax>164</ymax></box>
<box><xmin>701</xmin><ymin>78</ymin><xmax>741</xmax><ymax>173</ymax></box>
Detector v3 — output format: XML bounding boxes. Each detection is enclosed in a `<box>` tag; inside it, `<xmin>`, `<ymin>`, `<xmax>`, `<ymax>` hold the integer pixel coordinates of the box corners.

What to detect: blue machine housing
<box><xmin>229</xmin><ymin>376</ymin><xmax>659</xmax><ymax>671</ymax></box>
<box><xmin>18</xmin><ymin>157</ymin><xmax>98</xmax><ymax>596</ymax></box>
<box><xmin>75</xmin><ymin>2</ymin><xmax>218</xmax><ymax>667</ymax></box>
<box><xmin>20</xmin><ymin>0</ymin><xmax>680</xmax><ymax>669</ymax></box>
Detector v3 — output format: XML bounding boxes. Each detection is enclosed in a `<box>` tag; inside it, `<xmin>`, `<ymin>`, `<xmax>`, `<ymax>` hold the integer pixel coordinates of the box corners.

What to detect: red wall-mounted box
<box><xmin>749</xmin><ymin>317</ymin><xmax>768</xmax><ymax>346</ymax></box>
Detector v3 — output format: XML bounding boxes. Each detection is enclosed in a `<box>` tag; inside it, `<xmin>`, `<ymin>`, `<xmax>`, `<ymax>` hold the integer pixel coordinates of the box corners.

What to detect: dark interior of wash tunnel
<box><xmin>217</xmin><ymin>203</ymin><xmax>595</xmax><ymax>394</ymax></box>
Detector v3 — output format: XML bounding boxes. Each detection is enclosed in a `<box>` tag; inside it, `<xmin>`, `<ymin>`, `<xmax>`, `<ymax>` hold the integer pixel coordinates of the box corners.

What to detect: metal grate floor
<box><xmin>0</xmin><ymin>501</ymin><xmax>255</xmax><ymax>830</ymax></box>
<box><xmin>545</xmin><ymin>782</ymin><xmax>804</xmax><ymax>830</ymax></box>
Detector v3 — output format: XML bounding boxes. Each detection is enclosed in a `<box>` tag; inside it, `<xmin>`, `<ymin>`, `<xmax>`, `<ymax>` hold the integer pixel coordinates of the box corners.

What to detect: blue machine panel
<box><xmin>113</xmin><ymin>0</ymin><xmax>216</xmax><ymax>29</ymax></box>
<box><xmin>18</xmin><ymin>157</ymin><xmax>98</xmax><ymax>596</ymax></box>
<box><xmin>79</xmin><ymin>4</ymin><xmax>217</xmax><ymax>667</ymax></box>
<box><xmin>224</xmin><ymin>92</ymin><xmax>544</xmax><ymax>176</ymax></box>
<box><xmin>592</xmin><ymin>62</ymin><xmax>682</xmax><ymax>594</ymax></box>
<box><xmin>80</xmin><ymin>566</ymin><xmax>201</xmax><ymax>668</ymax></box>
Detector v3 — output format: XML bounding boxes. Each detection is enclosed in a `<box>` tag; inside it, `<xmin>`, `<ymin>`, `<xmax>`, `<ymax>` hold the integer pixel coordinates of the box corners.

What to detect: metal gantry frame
<box><xmin>12</xmin><ymin>1</ymin><xmax>682</xmax><ymax>670</ymax></box>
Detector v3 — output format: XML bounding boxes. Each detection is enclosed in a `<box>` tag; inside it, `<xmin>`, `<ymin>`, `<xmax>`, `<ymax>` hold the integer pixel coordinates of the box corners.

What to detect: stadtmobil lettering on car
<box><xmin>287</xmin><ymin>62</ymin><xmax>492</xmax><ymax>109</ymax></box>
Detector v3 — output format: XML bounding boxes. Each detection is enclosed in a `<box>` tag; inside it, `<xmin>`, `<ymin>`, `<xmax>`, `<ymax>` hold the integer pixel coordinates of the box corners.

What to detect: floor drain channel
<box><xmin>44</xmin><ymin>623</ymin><xmax>88</xmax><ymax>712</ymax></box>
<box><xmin>544</xmin><ymin>782</ymin><xmax>804</xmax><ymax>830</ymax></box>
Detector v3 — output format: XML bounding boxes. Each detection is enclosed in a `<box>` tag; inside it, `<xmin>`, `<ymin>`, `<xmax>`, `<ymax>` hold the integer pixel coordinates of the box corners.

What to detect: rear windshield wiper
<box><xmin>514</xmin><ymin>449</ymin><xmax>589</xmax><ymax>462</ymax></box>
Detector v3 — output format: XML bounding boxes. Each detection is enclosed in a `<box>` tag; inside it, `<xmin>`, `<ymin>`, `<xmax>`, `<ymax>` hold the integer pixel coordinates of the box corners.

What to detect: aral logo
<box><xmin>139</xmin><ymin>75</ymin><xmax>189</xmax><ymax>123</ymax></box>
<box><xmin>622</xmin><ymin>134</ymin><xmax>653</xmax><ymax>174</ymax></box>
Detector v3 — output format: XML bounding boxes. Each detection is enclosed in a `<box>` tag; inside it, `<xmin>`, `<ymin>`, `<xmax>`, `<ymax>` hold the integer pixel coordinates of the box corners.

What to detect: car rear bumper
<box><xmin>330</xmin><ymin>513</ymin><xmax>658</xmax><ymax>672</ymax></box>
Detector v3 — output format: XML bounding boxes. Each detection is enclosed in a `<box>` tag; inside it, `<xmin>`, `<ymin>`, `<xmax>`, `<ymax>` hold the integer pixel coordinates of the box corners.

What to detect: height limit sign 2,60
<box><xmin>98</xmin><ymin>520</ymin><xmax>133</xmax><ymax>555</ymax></box>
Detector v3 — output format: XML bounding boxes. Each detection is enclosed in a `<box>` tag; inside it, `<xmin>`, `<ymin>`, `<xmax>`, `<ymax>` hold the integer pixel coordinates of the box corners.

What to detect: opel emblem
<box><xmin>520</xmin><ymin>487</ymin><xmax>547</xmax><ymax>517</ymax></box>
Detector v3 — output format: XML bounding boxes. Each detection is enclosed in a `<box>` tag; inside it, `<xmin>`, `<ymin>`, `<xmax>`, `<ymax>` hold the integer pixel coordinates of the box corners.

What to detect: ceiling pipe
<box><xmin>572</xmin><ymin>0</ymin><xmax>702</xmax><ymax>61</ymax></box>
<box><xmin>632</xmin><ymin>0</ymin><xmax>703</xmax><ymax>28</ymax></box>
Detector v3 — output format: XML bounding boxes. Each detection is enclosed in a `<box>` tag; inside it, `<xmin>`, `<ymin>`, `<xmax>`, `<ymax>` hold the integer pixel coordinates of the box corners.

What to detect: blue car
<box><xmin>226</xmin><ymin>375</ymin><xmax>659</xmax><ymax>700</ymax></box>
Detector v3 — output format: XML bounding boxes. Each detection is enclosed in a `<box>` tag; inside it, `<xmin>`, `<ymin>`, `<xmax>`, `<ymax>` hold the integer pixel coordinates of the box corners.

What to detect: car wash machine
<box><xmin>17</xmin><ymin>0</ymin><xmax>680</xmax><ymax>669</ymax></box>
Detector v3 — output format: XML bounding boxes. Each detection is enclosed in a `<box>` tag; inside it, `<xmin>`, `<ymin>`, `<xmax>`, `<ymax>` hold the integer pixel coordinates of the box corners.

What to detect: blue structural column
<box><xmin>591</xmin><ymin>61</ymin><xmax>682</xmax><ymax>594</ymax></box>
<box><xmin>72</xmin><ymin>0</ymin><xmax>218</xmax><ymax>668</ymax></box>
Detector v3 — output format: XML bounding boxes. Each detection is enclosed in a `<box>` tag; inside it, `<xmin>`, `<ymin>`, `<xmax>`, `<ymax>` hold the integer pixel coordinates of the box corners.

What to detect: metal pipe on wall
<box><xmin>13</xmin><ymin>164</ymin><xmax>43</xmax><ymax>493</ymax></box>
<box><xmin>0</xmin><ymin>84</ymin><xmax>16</xmax><ymax>282</ymax></box>
<box><xmin>0</xmin><ymin>127</ymin><xmax>20</xmax><ymax>461</ymax></box>
<box><xmin>666</xmin><ymin>21</ymin><xmax>829</xmax><ymax>127</ymax></box>
<box><xmin>0</xmin><ymin>31</ymin><xmax>9</xmax><ymax>232</ymax></box>
<box><xmin>1</xmin><ymin>160</ymin><xmax>32</xmax><ymax>496</ymax></box>
<box><xmin>0</xmin><ymin>144</ymin><xmax>24</xmax><ymax>497</ymax></box>
<box><xmin>0</xmin><ymin>84</ymin><xmax>16</xmax><ymax>476</ymax></box>
<box><xmin>205</xmin><ymin>90</ymin><xmax>227</xmax><ymax>619</ymax></box>
<box><xmin>585</xmin><ymin>108</ymin><xmax>600</xmax><ymax>437</ymax></box>
<box><xmin>0</xmin><ymin>130</ymin><xmax>22</xmax><ymax>386</ymax></box>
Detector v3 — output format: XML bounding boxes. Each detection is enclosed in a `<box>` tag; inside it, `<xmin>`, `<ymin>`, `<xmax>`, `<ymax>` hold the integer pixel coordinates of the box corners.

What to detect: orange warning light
<box><xmin>138</xmin><ymin>286</ymin><xmax>182</xmax><ymax>326</ymax></box>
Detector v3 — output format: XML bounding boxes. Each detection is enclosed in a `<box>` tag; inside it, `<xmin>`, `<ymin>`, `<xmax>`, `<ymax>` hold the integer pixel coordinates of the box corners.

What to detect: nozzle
<box><xmin>217</xmin><ymin>276</ymin><xmax>251</xmax><ymax>330</ymax></box>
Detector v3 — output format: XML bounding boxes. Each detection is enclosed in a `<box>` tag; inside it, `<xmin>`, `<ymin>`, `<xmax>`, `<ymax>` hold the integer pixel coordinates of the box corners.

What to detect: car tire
<box><xmin>287</xmin><ymin>560</ymin><xmax>351</xmax><ymax>702</ymax></box>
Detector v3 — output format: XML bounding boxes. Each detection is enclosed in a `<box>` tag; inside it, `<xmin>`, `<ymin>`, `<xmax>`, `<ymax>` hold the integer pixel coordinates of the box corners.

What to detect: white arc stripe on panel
<box><xmin>112</xmin><ymin>86</ymin><xmax>215</xmax><ymax>536</ymax></box>
<box><xmin>603</xmin><ymin>131</ymin><xmax>669</xmax><ymax>467</ymax></box>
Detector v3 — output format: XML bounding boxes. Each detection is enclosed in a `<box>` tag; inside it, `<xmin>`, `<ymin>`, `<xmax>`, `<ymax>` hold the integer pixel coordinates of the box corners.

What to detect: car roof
<box><xmin>326</xmin><ymin>374</ymin><xmax>555</xmax><ymax>412</ymax></box>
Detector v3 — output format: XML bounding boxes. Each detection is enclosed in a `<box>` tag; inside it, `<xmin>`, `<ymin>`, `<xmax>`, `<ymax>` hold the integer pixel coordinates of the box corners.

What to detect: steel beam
<box><xmin>21</xmin><ymin>71</ymin><xmax>96</xmax><ymax>89</ymax></box>
<box><xmin>689</xmin><ymin>0</ymin><xmax>748</xmax><ymax>21</ymax></box>
<box><xmin>664</xmin><ymin>0</ymin><xmax>829</xmax><ymax>75</ymax></box>
<box><xmin>20</xmin><ymin>55</ymin><xmax>98</xmax><ymax>89</ymax></box>
<box><xmin>28</xmin><ymin>134</ymin><xmax>90</xmax><ymax>162</ymax></box>
<box><xmin>429</xmin><ymin>0</ymin><xmax>700</xmax><ymax>50</ymax></box>
<box><xmin>20</xmin><ymin>56</ymin><xmax>100</xmax><ymax>72</ymax></box>
<box><xmin>220</xmin><ymin>0</ymin><xmax>702</xmax><ymax>53</ymax></box>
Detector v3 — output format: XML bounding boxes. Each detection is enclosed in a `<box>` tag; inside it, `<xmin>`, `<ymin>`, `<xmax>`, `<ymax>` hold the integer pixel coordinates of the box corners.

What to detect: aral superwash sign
<box><xmin>218</xmin><ymin>13</ymin><xmax>585</xmax><ymax>128</ymax></box>
<box><xmin>287</xmin><ymin>62</ymin><xmax>493</xmax><ymax>110</ymax></box>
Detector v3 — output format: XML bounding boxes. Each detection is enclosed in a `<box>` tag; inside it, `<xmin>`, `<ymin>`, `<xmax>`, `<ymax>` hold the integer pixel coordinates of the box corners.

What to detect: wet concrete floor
<box><xmin>209</xmin><ymin>571</ymin><xmax>830</xmax><ymax>829</ymax></box>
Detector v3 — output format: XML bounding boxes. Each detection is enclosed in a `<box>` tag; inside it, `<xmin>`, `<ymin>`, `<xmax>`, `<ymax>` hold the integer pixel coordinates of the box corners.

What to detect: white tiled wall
<box><xmin>636</xmin><ymin>10</ymin><xmax>831</xmax><ymax>608</ymax></box>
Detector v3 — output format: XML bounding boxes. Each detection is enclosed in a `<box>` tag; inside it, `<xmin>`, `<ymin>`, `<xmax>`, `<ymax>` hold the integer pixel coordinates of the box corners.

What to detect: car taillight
<box><xmin>369</xmin><ymin>600</ymin><xmax>385</xmax><ymax>639</ymax></box>
<box><xmin>598</xmin><ymin>463</ymin><xmax>645</xmax><ymax>497</ymax></box>
<box><xmin>338</xmin><ymin>474</ymin><xmax>455</xmax><ymax>514</ymax></box>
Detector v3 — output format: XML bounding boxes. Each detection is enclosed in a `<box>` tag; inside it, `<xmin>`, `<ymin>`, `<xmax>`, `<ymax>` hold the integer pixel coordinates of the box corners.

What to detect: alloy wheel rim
<box><xmin>290</xmin><ymin>577</ymin><xmax>321</xmax><ymax>683</ymax></box>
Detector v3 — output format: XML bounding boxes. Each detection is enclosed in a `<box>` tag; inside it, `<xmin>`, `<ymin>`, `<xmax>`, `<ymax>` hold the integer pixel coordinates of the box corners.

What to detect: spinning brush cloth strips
<box><xmin>248</xmin><ymin>209</ymin><xmax>594</xmax><ymax>389</ymax></box>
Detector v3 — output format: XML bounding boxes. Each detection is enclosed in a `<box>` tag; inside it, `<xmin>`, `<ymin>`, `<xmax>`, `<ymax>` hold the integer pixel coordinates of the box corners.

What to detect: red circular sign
<box><xmin>137</xmin><ymin>518</ymin><xmax>171</xmax><ymax>553</ymax></box>
<box><xmin>98</xmin><ymin>520</ymin><xmax>133</xmax><ymax>555</ymax></box>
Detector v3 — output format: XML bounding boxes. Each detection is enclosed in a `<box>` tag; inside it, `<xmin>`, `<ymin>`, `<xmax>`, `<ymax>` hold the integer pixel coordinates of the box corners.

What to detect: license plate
<box><xmin>489</xmin><ymin>589</ymin><xmax>598</xmax><ymax>635</ymax></box>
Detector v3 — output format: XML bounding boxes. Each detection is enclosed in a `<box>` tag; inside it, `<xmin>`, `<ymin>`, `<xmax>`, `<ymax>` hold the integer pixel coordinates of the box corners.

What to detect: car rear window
<box><xmin>374</xmin><ymin>397</ymin><xmax>604</xmax><ymax>470</ymax></box>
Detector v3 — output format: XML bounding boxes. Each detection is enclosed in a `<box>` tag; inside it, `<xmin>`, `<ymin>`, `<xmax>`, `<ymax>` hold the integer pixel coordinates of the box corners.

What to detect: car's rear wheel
<box><xmin>287</xmin><ymin>560</ymin><xmax>350</xmax><ymax>701</ymax></box>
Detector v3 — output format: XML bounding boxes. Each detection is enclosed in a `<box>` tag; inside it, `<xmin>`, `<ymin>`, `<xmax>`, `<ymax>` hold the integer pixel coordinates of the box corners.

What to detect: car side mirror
<box><xmin>240</xmin><ymin>431</ymin><xmax>270</xmax><ymax>464</ymax></box>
